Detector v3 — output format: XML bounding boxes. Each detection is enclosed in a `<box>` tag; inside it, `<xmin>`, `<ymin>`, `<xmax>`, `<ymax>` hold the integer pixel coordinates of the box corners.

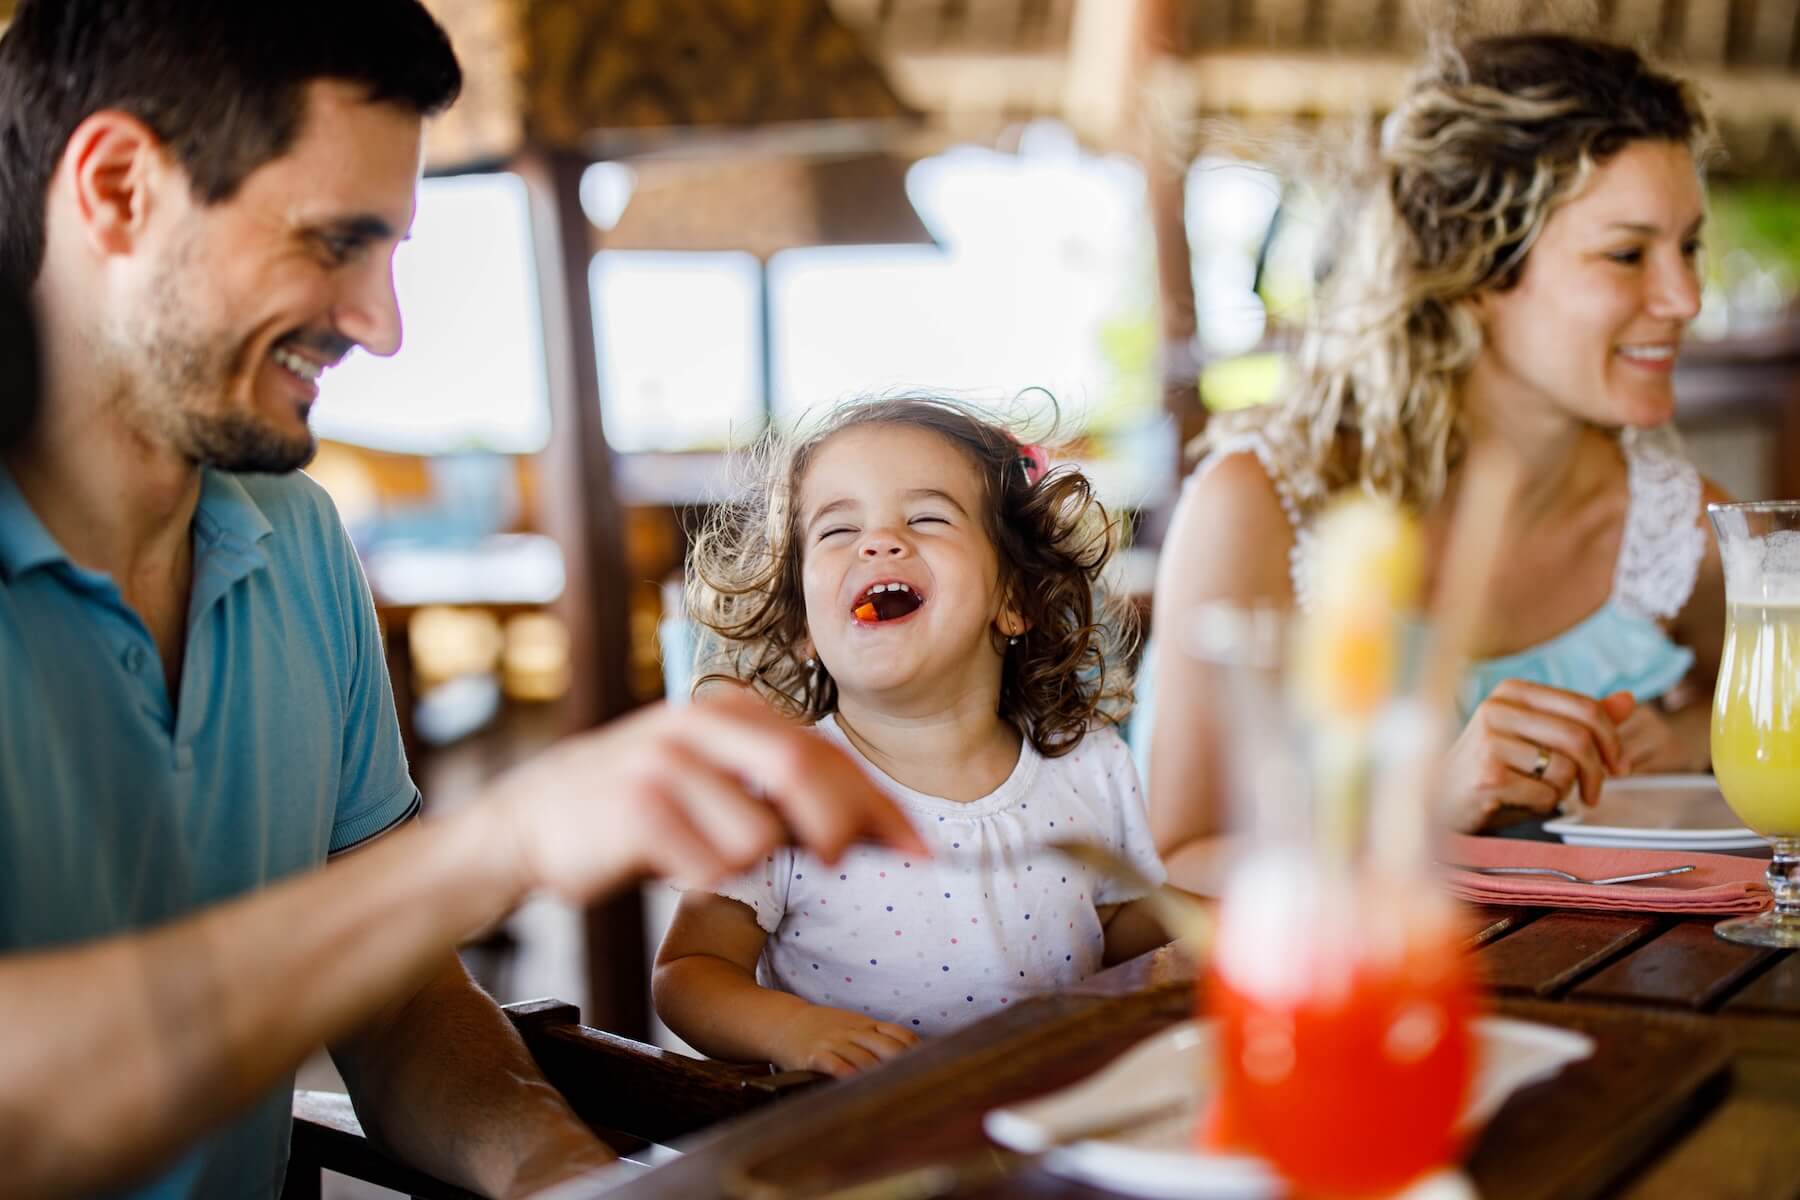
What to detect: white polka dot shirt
<box><xmin>712</xmin><ymin>717</ymin><xmax>1166</xmax><ymax>1036</ymax></box>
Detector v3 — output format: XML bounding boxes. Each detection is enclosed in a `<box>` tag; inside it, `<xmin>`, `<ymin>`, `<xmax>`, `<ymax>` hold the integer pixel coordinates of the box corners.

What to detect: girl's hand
<box><xmin>770</xmin><ymin>1004</ymin><xmax>919</xmax><ymax>1078</ymax></box>
<box><xmin>1444</xmin><ymin>681</ymin><xmax>1635</xmax><ymax>832</ymax></box>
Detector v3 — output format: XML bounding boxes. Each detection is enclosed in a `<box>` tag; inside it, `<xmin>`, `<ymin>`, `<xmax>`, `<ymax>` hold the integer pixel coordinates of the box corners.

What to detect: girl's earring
<box><xmin>805</xmin><ymin>657</ymin><xmax>817</xmax><ymax>669</ymax></box>
<box><xmin>1007</xmin><ymin>635</ymin><xmax>1020</xmax><ymax>646</ymax></box>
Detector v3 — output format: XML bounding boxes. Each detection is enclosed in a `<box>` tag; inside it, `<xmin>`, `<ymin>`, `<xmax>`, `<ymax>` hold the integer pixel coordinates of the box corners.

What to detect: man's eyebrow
<box><xmin>309</xmin><ymin>215</ymin><xmax>400</xmax><ymax>243</ymax></box>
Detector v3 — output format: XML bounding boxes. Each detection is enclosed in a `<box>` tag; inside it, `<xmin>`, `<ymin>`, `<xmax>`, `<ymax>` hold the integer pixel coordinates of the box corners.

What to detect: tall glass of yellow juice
<box><xmin>1708</xmin><ymin>502</ymin><xmax>1800</xmax><ymax>948</ymax></box>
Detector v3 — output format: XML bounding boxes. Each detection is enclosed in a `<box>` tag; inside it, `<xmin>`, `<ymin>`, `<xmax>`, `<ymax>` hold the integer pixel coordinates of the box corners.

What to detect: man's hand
<box><xmin>769</xmin><ymin>1003</ymin><xmax>920</xmax><ymax>1078</ymax></box>
<box><xmin>486</xmin><ymin>692</ymin><xmax>926</xmax><ymax>904</ymax></box>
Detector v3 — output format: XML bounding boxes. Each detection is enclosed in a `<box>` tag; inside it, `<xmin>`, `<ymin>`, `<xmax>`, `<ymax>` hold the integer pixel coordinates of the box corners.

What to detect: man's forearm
<box><xmin>333</xmin><ymin>959</ymin><xmax>611</xmax><ymax>1199</ymax></box>
<box><xmin>0</xmin><ymin>804</ymin><xmax>524</xmax><ymax>1199</ymax></box>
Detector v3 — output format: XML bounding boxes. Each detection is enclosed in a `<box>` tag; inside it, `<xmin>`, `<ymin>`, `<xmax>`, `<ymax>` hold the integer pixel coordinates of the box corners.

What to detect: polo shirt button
<box><xmin>123</xmin><ymin>644</ymin><xmax>146</xmax><ymax>674</ymax></box>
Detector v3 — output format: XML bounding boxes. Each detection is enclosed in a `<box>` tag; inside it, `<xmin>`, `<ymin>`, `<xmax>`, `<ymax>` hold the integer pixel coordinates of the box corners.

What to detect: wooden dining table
<box><xmin>565</xmin><ymin>904</ymin><xmax>1800</xmax><ymax>1200</ymax></box>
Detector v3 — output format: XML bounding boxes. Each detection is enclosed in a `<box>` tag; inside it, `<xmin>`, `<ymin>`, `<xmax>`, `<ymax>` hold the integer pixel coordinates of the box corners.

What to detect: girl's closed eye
<box><xmin>908</xmin><ymin>514</ymin><xmax>950</xmax><ymax>527</ymax></box>
<box><xmin>817</xmin><ymin>526</ymin><xmax>856</xmax><ymax>543</ymax></box>
<box><xmin>1604</xmin><ymin>246</ymin><xmax>1644</xmax><ymax>266</ymax></box>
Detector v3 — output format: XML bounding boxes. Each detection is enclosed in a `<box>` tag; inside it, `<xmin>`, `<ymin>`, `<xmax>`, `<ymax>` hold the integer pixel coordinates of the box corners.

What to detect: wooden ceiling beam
<box><xmin>1748</xmin><ymin>0</ymin><xmax>1800</xmax><ymax>71</ymax></box>
<box><xmin>1062</xmin><ymin>0</ymin><xmax>1147</xmax><ymax>145</ymax></box>
<box><xmin>1681</xmin><ymin>0</ymin><xmax>1732</xmax><ymax>66</ymax></box>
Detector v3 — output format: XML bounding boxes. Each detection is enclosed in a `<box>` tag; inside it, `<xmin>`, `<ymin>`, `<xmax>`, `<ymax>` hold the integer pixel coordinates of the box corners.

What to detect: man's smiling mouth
<box><xmin>271</xmin><ymin>346</ymin><xmax>324</xmax><ymax>384</ymax></box>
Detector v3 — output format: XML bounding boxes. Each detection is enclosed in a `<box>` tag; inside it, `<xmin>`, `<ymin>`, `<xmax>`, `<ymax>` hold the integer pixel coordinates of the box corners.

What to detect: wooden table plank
<box><xmin>1611</xmin><ymin>1054</ymin><xmax>1800</xmax><ymax>1200</ymax></box>
<box><xmin>1468</xmin><ymin>1000</ymin><xmax>1732</xmax><ymax>1200</ymax></box>
<box><xmin>1571</xmin><ymin>919</ymin><xmax>1782</xmax><ymax>1011</ymax></box>
<box><xmin>593</xmin><ymin>987</ymin><xmax>1186</xmax><ymax>1198</ymax></box>
<box><xmin>582</xmin><ymin>984</ymin><xmax>1731</xmax><ymax>1199</ymax></box>
<box><xmin>1723</xmin><ymin>951</ymin><xmax>1800</xmax><ymax>1019</ymax></box>
<box><xmin>1474</xmin><ymin>912</ymin><xmax>1665</xmax><ymax>998</ymax></box>
<box><xmin>1464</xmin><ymin>904</ymin><xmax>1539</xmax><ymax>949</ymax></box>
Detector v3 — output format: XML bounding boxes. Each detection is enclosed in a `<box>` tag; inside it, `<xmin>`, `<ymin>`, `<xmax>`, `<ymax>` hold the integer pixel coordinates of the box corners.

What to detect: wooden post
<box><xmin>519</xmin><ymin>149</ymin><xmax>650</xmax><ymax>1040</ymax></box>
<box><xmin>1105</xmin><ymin>0</ymin><xmax>1202</xmax><ymax>542</ymax></box>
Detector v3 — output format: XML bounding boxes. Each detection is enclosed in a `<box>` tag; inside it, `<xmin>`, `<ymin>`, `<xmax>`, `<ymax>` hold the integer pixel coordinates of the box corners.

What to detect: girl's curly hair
<box><xmin>686</xmin><ymin>394</ymin><xmax>1138</xmax><ymax>758</ymax></box>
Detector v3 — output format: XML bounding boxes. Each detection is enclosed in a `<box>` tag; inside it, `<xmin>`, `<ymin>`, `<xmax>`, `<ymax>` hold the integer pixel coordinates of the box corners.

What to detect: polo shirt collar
<box><xmin>0</xmin><ymin>464</ymin><xmax>274</xmax><ymax>586</ymax></box>
<box><xmin>0</xmin><ymin>464</ymin><xmax>70</xmax><ymax>582</ymax></box>
<box><xmin>195</xmin><ymin>468</ymin><xmax>275</xmax><ymax>552</ymax></box>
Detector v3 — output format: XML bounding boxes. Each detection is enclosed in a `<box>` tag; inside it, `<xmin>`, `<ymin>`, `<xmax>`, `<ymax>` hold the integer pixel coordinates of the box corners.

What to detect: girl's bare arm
<box><xmin>653</xmin><ymin>892</ymin><xmax>918</xmax><ymax>1077</ymax></box>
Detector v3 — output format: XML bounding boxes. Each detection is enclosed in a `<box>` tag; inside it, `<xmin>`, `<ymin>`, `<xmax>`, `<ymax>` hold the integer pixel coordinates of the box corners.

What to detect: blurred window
<box><xmin>1693</xmin><ymin>183</ymin><xmax>1800</xmax><ymax>341</ymax></box>
<box><xmin>591</xmin><ymin>250</ymin><xmax>764</xmax><ymax>453</ymax></box>
<box><xmin>590</xmin><ymin>123</ymin><xmax>1169</xmax><ymax>506</ymax></box>
<box><xmin>773</xmin><ymin>126</ymin><xmax>1159</xmax><ymax>442</ymax></box>
<box><xmin>311</xmin><ymin>172</ymin><xmax>551</xmax><ymax>454</ymax></box>
<box><xmin>1185</xmin><ymin>155</ymin><xmax>1326</xmax><ymax>414</ymax></box>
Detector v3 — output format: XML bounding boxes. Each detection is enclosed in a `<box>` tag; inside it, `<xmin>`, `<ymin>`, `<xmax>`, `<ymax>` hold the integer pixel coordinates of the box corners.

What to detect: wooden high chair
<box><xmin>284</xmin><ymin>998</ymin><xmax>823</xmax><ymax>1198</ymax></box>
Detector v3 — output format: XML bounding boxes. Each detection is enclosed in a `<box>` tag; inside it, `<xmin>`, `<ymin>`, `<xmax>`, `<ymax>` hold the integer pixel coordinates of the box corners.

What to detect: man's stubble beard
<box><xmin>117</xmin><ymin>247</ymin><xmax>318</xmax><ymax>474</ymax></box>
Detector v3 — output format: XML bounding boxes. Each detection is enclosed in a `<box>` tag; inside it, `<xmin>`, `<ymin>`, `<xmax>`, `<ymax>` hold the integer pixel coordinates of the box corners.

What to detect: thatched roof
<box><xmin>5</xmin><ymin>1</ymin><xmax>1799</xmax><ymax>175</ymax></box>
<box><xmin>835</xmin><ymin>0</ymin><xmax>1800</xmax><ymax>176</ymax></box>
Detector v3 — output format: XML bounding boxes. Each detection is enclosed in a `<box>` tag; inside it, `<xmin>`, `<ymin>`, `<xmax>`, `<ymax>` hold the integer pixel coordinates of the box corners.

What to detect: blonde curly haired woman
<box><xmin>1149</xmin><ymin>33</ymin><xmax>1730</xmax><ymax>887</ymax></box>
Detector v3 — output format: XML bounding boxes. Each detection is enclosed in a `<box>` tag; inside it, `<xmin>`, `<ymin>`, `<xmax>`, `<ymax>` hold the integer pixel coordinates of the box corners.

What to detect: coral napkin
<box><xmin>1441</xmin><ymin>834</ymin><xmax>1771</xmax><ymax>914</ymax></box>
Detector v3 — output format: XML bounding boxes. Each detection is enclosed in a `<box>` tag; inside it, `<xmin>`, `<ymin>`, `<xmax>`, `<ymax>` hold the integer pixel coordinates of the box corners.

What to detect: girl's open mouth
<box><xmin>852</xmin><ymin>581</ymin><xmax>926</xmax><ymax>624</ymax></box>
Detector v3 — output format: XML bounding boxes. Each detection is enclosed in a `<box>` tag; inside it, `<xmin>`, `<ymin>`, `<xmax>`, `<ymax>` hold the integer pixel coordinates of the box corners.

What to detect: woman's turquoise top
<box><xmin>1459</xmin><ymin>602</ymin><xmax>1693</xmax><ymax>715</ymax></box>
<box><xmin>1130</xmin><ymin>425</ymin><xmax>1706</xmax><ymax>771</ymax></box>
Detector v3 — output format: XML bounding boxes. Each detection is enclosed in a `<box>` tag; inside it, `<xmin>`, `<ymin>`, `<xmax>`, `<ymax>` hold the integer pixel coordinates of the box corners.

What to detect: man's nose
<box><xmin>332</xmin><ymin>253</ymin><xmax>405</xmax><ymax>359</ymax></box>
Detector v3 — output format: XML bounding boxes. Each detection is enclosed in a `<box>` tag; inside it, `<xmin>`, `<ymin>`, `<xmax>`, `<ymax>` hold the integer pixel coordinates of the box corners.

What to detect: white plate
<box><xmin>983</xmin><ymin>1017</ymin><xmax>1592</xmax><ymax>1200</ymax></box>
<box><xmin>1543</xmin><ymin>774</ymin><xmax>1763</xmax><ymax>850</ymax></box>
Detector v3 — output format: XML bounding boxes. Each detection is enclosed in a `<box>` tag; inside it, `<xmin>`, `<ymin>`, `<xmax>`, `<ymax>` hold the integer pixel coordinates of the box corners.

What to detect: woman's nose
<box><xmin>1651</xmin><ymin>251</ymin><xmax>1702</xmax><ymax>323</ymax></box>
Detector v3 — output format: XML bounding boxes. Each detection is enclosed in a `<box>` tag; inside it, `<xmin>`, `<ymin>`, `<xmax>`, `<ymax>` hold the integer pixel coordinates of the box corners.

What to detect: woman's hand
<box><xmin>770</xmin><ymin>1004</ymin><xmax>920</xmax><ymax>1077</ymax></box>
<box><xmin>1616</xmin><ymin>702</ymin><xmax>1699</xmax><ymax>773</ymax></box>
<box><xmin>1444</xmin><ymin>681</ymin><xmax>1637</xmax><ymax>832</ymax></box>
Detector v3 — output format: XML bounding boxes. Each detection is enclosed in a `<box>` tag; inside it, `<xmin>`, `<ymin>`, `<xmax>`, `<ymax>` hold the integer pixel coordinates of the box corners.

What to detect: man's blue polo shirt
<box><xmin>0</xmin><ymin>464</ymin><xmax>420</xmax><ymax>1199</ymax></box>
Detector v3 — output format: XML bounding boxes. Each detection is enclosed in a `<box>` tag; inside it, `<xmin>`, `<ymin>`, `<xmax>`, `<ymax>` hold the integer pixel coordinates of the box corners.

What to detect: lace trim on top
<box><xmin>1195</xmin><ymin>433</ymin><xmax>1318</xmax><ymax>611</ymax></box>
<box><xmin>1612</xmin><ymin>425</ymin><xmax>1705</xmax><ymax>621</ymax></box>
<box><xmin>1195</xmin><ymin>424</ymin><xmax>1704</xmax><ymax>622</ymax></box>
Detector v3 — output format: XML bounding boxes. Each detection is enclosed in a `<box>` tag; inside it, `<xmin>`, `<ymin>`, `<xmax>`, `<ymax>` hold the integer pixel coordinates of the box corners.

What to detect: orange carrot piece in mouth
<box><xmin>854</xmin><ymin>602</ymin><xmax>878</xmax><ymax>623</ymax></box>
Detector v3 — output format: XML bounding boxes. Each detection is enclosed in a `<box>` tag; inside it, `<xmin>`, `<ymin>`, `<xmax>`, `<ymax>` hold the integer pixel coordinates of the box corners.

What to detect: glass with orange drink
<box><xmin>1191</xmin><ymin>497</ymin><xmax>1481</xmax><ymax>1195</ymax></box>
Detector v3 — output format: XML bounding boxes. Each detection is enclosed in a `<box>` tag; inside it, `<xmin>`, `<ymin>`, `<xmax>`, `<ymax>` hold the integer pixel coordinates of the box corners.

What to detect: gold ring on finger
<box><xmin>1531</xmin><ymin>745</ymin><xmax>1552</xmax><ymax>780</ymax></box>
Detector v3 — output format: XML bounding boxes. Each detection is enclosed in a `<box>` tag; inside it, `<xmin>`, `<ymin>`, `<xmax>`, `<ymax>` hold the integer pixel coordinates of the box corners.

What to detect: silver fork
<box><xmin>1444</xmin><ymin>864</ymin><xmax>1696</xmax><ymax>885</ymax></box>
<box><xmin>1047</xmin><ymin>839</ymin><xmax>1213</xmax><ymax>947</ymax></box>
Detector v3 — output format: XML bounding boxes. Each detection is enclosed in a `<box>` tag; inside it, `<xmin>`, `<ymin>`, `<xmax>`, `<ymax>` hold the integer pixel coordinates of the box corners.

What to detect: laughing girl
<box><xmin>654</xmin><ymin>396</ymin><xmax>1166</xmax><ymax>1077</ymax></box>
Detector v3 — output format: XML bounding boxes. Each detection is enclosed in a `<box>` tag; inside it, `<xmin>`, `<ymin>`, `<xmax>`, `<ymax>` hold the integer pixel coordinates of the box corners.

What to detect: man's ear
<box><xmin>57</xmin><ymin>111</ymin><xmax>173</xmax><ymax>259</ymax></box>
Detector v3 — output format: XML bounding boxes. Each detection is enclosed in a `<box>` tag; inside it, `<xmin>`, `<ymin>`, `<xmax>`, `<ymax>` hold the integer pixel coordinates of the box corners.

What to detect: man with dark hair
<box><xmin>0</xmin><ymin>281</ymin><xmax>37</xmax><ymax>450</ymax></box>
<box><xmin>0</xmin><ymin>2</ymin><xmax>921</xmax><ymax>1197</ymax></box>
